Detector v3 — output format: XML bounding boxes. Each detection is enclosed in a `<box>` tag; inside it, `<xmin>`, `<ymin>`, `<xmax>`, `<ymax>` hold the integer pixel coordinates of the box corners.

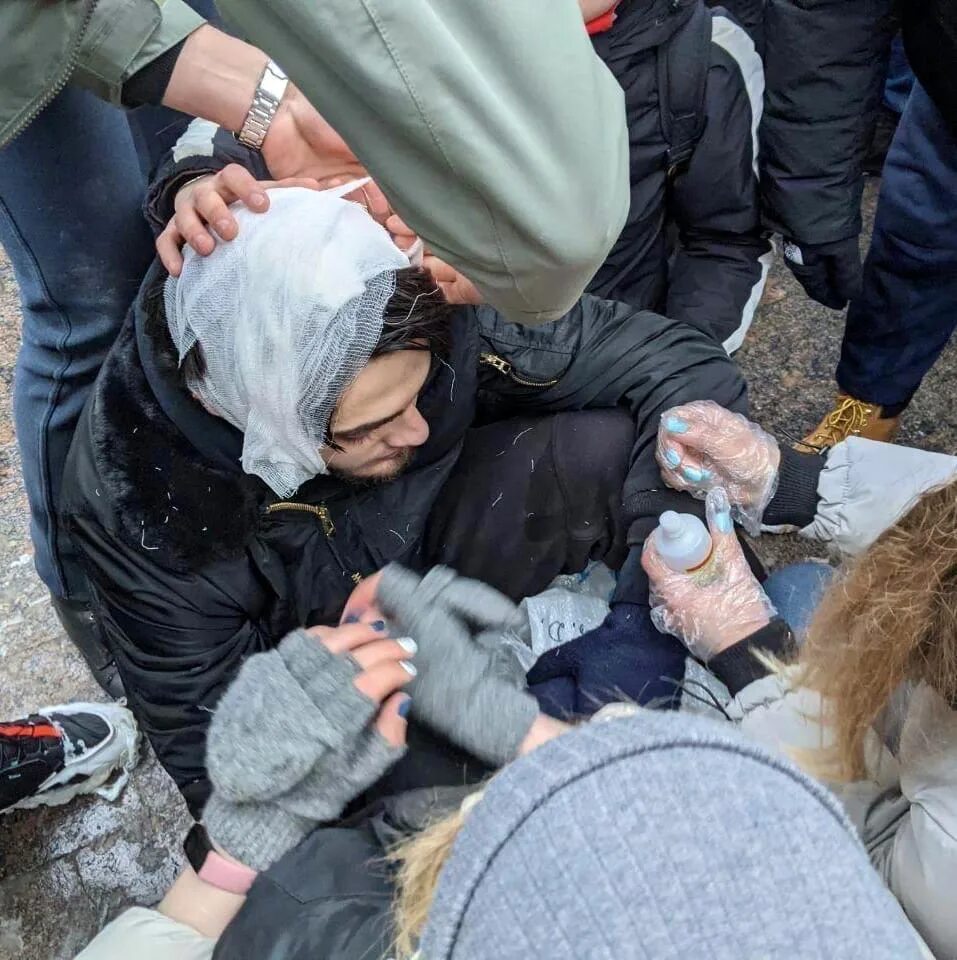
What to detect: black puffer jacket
<box><xmin>760</xmin><ymin>0</ymin><xmax>956</xmax><ymax>247</ymax></box>
<box><xmin>588</xmin><ymin>0</ymin><xmax>770</xmax><ymax>352</ymax></box>
<box><xmin>60</xmin><ymin>264</ymin><xmax>746</xmax><ymax>814</ymax></box>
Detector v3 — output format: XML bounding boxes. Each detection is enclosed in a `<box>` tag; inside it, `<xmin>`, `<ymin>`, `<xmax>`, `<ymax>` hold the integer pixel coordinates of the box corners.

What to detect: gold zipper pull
<box><xmin>480</xmin><ymin>352</ymin><xmax>512</xmax><ymax>376</ymax></box>
<box><xmin>316</xmin><ymin>504</ymin><xmax>336</xmax><ymax>537</ymax></box>
<box><xmin>479</xmin><ymin>351</ymin><xmax>559</xmax><ymax>388</ymax></box>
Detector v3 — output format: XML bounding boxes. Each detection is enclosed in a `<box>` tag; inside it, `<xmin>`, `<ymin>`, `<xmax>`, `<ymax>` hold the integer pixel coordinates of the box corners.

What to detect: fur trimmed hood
<box><xmin>62</xmin><ymin>270</ymin><xmax>277</xmax><ymax>571</ymax></box>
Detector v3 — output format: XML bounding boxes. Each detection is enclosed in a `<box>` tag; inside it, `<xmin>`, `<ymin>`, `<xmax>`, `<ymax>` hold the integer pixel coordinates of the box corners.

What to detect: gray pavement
<box><xmin>0</xmin><ymin>179</ymin><xmax>954</xmax><ymax>959</ymax></box>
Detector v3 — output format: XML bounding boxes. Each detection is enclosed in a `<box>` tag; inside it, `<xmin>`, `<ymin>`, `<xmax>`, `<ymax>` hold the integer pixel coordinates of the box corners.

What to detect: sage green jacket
<box><xmin>0</xmin><ymin>0</ymin><xmax>203</xmax><ymax>146</ymax></box>
<box><xmin>212</xmin><ymin>0</ymin><xmax>630</xmax><ymax>322</ymax></box>
<box><xmin>1</xmin><ymin>0</ymin><xmax>629</xmax><ymax>323</ymax></box>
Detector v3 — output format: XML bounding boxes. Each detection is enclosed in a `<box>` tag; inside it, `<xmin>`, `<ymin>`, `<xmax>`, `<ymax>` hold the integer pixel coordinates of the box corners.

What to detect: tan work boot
<box><xmin>796</xmin><ymin>394</ymin><xmax>901</xmax><ymax>452</ymax></box>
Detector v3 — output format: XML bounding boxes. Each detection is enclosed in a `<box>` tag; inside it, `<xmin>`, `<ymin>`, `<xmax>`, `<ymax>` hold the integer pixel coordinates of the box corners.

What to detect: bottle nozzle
<box><xmin>658</xmin><ymin>511</ymin><xmax>683</xmax><ymax>539</ymax></box>
<box><xmin>654</xmin><ymin>510</ymin><xmax>713</xmax><ymax>572</ymax></box>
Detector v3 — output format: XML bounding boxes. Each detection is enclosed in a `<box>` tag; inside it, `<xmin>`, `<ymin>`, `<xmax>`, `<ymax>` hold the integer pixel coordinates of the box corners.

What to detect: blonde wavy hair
<box><xmin>388</xmin><ymin>803</ymin><xmax>472</xmax><ymax>958</ymax></box>
<box><xmin>797</xmin><ymin>479</ymin><xmax>957</xmax><ymax>781</ymax></box>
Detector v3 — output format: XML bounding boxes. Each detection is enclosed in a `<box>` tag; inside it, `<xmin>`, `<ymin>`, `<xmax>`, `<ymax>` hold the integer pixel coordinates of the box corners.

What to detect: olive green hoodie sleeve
<box><xmin>215</xmin><ymin>0</ymin><xmax>630</xmax><ymax>324</ymax></box>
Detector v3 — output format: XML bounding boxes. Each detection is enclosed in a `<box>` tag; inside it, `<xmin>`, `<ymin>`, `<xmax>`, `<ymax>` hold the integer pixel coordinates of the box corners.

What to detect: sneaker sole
<box><xmin>1</xmin><ymin>703</ymin><xmax>140</xmax><ymax>814</ymax></box>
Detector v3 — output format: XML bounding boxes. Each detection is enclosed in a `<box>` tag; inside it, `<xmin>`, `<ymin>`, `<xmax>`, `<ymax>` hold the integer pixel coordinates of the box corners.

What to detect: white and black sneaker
<box><xmin>0</xmin><ymin>702</ymin><xmax>139</xmax><ymax>814</ymax></box>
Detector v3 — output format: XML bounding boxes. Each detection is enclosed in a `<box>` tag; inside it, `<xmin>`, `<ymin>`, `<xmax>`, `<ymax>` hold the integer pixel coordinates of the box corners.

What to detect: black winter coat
<box><xmin>760</xmin><ymin>0</ymin><xmax>956</xmax><ymax>247</ymax></box>
<box><xmin>213</xmin><ymin>786</ymin><xmax>471</xmax><ymax>960</ymax></box>
<box><xmin>587</xmin><ymin>0</ymin><xmax>770</xmax><ymax>352</ymax></box>
<box><xmin>61</xmin><ymin>264</ymin><xmax>746</xmax><ymax>814</ymax></box>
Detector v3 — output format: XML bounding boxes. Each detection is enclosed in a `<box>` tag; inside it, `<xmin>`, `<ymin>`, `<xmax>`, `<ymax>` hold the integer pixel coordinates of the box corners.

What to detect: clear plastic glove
<box><xmin>655</xmin><ymin>400</ymin><xmax>780</xmax><ymax>536</ymax></box>
<box><xmin>641</xmin><ymin>488</ymin><xmax>776</xmax><ymax>660</ymax></box>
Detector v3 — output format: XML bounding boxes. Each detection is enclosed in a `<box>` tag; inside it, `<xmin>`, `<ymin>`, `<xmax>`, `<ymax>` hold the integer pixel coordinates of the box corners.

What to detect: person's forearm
<box><xmin>162</xmin><ymin>25</ymin><xmax>267</xmax><ymax>133</ymax></box>
<box><xmin>518</xmin><ymin>714</ymin><xmax>571</xmax><ymax>756</ymax></box>
<box><xmin>159</xmin><ymin>865</ymin><xmax>247</xmax><ymax>940</ymax></box>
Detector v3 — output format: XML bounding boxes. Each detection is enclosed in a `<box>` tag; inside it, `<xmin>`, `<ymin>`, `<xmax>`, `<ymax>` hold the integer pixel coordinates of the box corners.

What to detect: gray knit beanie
<box><xmin>420</xmin><ymin>711</ymin><xmax>924</xmax><ymax>959</ymax></box>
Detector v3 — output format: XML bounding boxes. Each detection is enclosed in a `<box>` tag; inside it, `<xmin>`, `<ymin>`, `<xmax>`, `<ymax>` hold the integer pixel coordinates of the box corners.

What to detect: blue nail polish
<box><xmin>371</xmin><ymin>620</ymin><xmax>386</xmax><ymax>631</ymax></box>
<box><xmin>701</xmin><ymin>469</ymin><xmax>714</xmax><ymax>481</ymax></box>
<box><xmin>343</xmin><ymin>614</ymin><xmax>359</xmax><ymax>624</ymax></box>
<box><xmin>665</xmin><ymin>448</ymin><xmax>681</xmax><ymax>467</ymax></box>
<box><xmin>398</xmin><ymin>696</ymin><xmax>412</xmax><ymax>718</ymax></box>
<box><xmin>683</xmin><ymin>466</ymin><xmax>703</xmax><ymax>482</ymax></box>
<box><xmin>665</xmin><ymin>416</ymin><xmax>689</xmax><ymax>434</ymax></box>
<box><xmin>716</xmin><ymin>511</ymin><xmax>733</xmax><ymax>534</ymax></box>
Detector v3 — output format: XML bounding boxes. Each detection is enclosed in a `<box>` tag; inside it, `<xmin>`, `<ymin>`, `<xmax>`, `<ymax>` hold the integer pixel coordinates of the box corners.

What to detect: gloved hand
<box><xmin>656</xmin><ymin>400</ymin><xmax>780</xmax><ymax>535</ymax></box>
<box><xmin>525</xmin><ymin>601</ymin><xmax>686</xmax><ymax>716</ymax></box>
<box><xmin>641</xmin><ymin>488</ymin><xmax>776</xmax><ymax>660</ymax></box>
<box><xmin>203</xmin><ymin>623</ymin><xmax>412</xmax><ymax>871</ymax></box>
<box><xmin>374</xmin><ymin>565</ymin><xmax>540</xmax><ymax>767</ymax></box>
<box><xmin>781</xmin><ymin>236</ymin><xmax>862</xmax><ymax>310</ymax></box>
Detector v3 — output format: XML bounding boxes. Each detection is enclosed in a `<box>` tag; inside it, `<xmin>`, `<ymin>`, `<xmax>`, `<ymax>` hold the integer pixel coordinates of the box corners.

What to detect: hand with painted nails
<box><xmin>655</xmin><ymin>400</ymin><xmax>780</xmax><ymax>536</ymax></box>
<box><xmin>641</xmin><ymin>488</ymin><xmax>776</xmax><ymax>660</ymax></box>
<box><xmin>203</xmin><ymin>620</ymin><xmax>413</xmax><ymax>871</ymax></box>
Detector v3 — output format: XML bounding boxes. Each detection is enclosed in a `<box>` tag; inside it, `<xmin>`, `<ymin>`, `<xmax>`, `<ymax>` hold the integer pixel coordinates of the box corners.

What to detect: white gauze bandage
<box><xmin>164</xmin><ymin>185</ymin><xmax>411</xmax><ymax>497</ymax></box>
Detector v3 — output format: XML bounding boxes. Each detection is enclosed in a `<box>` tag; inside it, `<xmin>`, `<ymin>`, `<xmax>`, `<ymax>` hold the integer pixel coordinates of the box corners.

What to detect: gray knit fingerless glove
<box><xmin>203</xmin><ymin>628</ymin><xmax>406</xmax><ymax>871</ymax></box>
<box><xmin>376</xmin><ymin>565</ymin><xmax>539</xmax><ymax>766</ymax></box>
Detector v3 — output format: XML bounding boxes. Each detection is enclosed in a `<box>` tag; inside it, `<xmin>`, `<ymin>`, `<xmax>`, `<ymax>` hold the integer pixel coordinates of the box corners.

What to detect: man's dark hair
<box><xmin>375</xmin><ymin>266</ymin><xmax>452</xmax><ymax>359</ymax></box>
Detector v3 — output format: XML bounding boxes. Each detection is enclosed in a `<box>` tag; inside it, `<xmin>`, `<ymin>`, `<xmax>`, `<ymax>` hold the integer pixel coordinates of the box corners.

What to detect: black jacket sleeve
<box><xmin>143</xmin><ymin>120</ymin><xmax>270</xmax><ymax>234</ymax></box>
<box><xmin>666</xmin><ymin>12</ymin><xmax>771</xmax><ymax>352</ymax></box>
<box><xmin>69</xmin><ymin>511</ymin><xmax>271</xmax><ymax>817</ymax></box>
<box><xmin>760</xmin><ymin>0</ymin><xmax>897</xmax><ymax>245</ymax></box>
<box><xmin>473</xmin><ymin>295</ymin><xmax>748</xmax><ymax>547</ymax></box>
<box><xmin>214</xmin><ymin>822</ymin><xmax>394</xmax><ymax>960</ymax></box>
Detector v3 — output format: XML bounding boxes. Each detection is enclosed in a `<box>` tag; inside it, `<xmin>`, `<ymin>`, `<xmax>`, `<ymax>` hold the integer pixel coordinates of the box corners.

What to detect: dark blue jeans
<box><xmin>883</xmin><ymin>34</ymin><xmax>914</xmax><ymax>116</ymax></box>
<box><xmin>0</xmin><ymin>88</ymin><xmax>156</xmax><ymax>598</ymax></box>
<box><xmin>0</xmin><ymin>1</ymin><xmax>219</xmax><ymax>600</ymax></box>
<box><xmin>838</xmin><ymin>81</ymin><xmax>957</xmax><ymax>414</ymax></box>
<box><xmin>762</xmin><ymin>561</ymin><xmax>833</xmax><ymax>639</ymax></box>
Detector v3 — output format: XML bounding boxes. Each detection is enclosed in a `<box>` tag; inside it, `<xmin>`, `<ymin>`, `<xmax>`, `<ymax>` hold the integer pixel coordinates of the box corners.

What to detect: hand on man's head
<box><xmin>384</xmin><ymin>214</ymin><xmax>483</xmax><ymax>304</ymax></box>
<box><xmin>260</xmin><ymin>87</ymin><xmax>387</xmax><ymax>216</ymax></box>
<box><xmin>424</xmin><ymin>254</ymin><xmax>483</xmax><ymax>305</ymax></box>
<box><xmin>156</xmin><ymin>163</ymin><xmax>391</xmax><ymax>277</ymax></box>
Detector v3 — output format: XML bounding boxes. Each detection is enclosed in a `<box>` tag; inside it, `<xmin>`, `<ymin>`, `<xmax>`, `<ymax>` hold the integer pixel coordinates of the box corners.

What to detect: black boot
<box><xmin>50</xmin><ymin>597</ymin><xmax>125</xmax><ymax>699</ymax></box>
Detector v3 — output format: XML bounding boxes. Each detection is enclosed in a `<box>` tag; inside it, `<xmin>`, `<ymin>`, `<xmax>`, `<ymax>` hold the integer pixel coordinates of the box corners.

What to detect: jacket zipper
<box><xmin>479</xmin><ymin>352</ymin><xmax>559</xmax><ymax>388</ymax></box>
<box><xmin>266</xmin><ymin>501</ymin><xmax>363</xmax><ymax>585</ymax></box>
<box><xmin>7</xmin><ymin>0</ymin><xmax>100</xmax><ymax>144</ymax></box>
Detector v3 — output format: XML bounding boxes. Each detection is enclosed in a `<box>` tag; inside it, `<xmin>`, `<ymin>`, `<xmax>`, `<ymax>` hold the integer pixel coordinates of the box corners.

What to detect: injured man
<box><xmin>61</xmin><ymin>186</ymin><xmax>747</xmax><ymax>815</ymax></box>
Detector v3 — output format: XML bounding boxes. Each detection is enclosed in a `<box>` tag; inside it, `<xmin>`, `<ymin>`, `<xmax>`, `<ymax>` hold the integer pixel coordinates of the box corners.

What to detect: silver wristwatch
<box><xmin>237</xmin><ymin>60</ymin><xmax>289</xmax><ymax>150</ymax></box>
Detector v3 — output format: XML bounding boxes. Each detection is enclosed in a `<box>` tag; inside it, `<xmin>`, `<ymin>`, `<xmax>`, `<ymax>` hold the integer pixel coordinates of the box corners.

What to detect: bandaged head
<box><xmin>163</xmin><ymin>185</ymin><xmax>412</xmax><ymax>497</ymax></box>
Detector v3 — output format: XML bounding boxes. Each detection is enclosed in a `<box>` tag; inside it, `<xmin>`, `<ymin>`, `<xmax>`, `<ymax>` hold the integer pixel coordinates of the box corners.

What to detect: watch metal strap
<box><xmin>237</xmin><ymin>60</ymin><xmax>289</xmax><ymax>150</ymax></box>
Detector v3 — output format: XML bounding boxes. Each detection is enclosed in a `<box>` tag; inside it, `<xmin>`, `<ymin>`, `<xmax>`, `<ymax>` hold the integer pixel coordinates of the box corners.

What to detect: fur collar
<box><xmin>83</xmin><ymin>274</ymin><xmax>269</xmax><ymax>570</ymax></box>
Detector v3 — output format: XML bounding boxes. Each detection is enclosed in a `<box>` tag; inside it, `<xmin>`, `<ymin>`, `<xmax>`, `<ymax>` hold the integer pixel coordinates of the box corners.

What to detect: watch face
<box><xmin>183</xmin><ymin>823</ymin><xmax>209</xmax><ymax>873</ymax></box>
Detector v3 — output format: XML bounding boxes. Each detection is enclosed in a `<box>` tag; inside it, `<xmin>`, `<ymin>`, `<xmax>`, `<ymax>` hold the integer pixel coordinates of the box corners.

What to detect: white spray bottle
<box><xmin>654</xmin><ymin>511</ymin><xmax>713</xmax><ymax>572</ymax></box>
